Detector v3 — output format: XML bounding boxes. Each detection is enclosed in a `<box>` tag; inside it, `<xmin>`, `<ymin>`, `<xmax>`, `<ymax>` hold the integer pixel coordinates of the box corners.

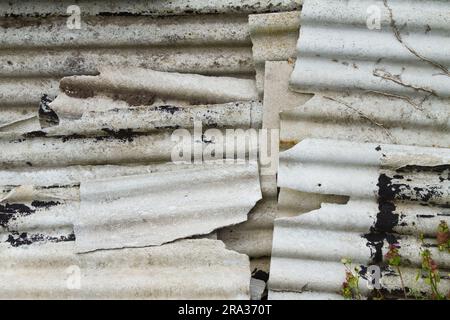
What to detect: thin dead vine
<box><xmin>383</xmin><ymin>0</ymin><xmax>450</xmax><ymax>77</ymax></box>
<box><xmin>323</xmin><ymin>96</ymin><xmax>395</xmax><ymax>142</ymax></box>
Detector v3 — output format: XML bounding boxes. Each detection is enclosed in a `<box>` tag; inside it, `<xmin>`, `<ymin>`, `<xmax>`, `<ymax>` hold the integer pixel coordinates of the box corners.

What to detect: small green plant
<box><xmin>341</xmin><ymin>258</ymin><xmax>362</xmax><ymax>300</ymax></box>
<box><xmin>417</xmin><ymin>249</ymin><xmax>445</xmax><ymax>300</ymax></box>
<box><xmin>384</xmin><ymin>243</ymin><xmax>407</xmax><ymax>299</ymax></box>
<box><xmin>437</xmin><ymin>220</ymin><xmax>449</xmax><ymax>252</ymax></box>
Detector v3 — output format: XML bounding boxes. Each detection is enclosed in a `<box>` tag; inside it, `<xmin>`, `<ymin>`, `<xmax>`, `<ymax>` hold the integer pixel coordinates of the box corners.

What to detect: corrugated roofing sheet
<box><xmin>249</xmin><ymin>11</ymin><xmax>300</xmax><ymax>94</ymax></box>
<box><xmin>1</xmin><ymin>56</ymin><xmax>265</xmax><ymax>298</ymax></box>
<box><xmin>0</xmin><ymin>239</ymin><xmax>251</xmax><ymax>299</ymax></box>
<box><xmin>0</xmin><ymin>68</ymin><xmax>261</xmax><ymax>167</ymax></box>
<box><xmin>265</xmin><ymin>0</ymin><xmax>450</xmax><ymax>300</ymax></box>
<box><xmin>76</xmin><ymin>161</ymin><xmax>261</xmax><ymax>252</ymax></box>
<box><xmin>263</xmin><ymin>30</ymin><xmax>450</xmax><ymax>151</ymax></box>
<box><xmin>0</xmin><ymin>1</ymin><xmax>302</xmax><ymax>17</ymax></box>
<box><xmin>271</xmin><ymin>138</ymin><xmax>450</xmax><ymax>299</ymax></box>
<box><xmin>3</xmin><ymin>0</ymin><xmax>448</xmax><ymax>301</ymax></box>
<box><xmin>290</xmin><ymin>0</ymin><xmax>450</xmax><ymax>98</ymax></box>
<box><xmin>0</xmin><ymin>161</ymin><xmax>262</xmax><ymax>246</ymax></box>
<box><xmin>1</xmin><ymin>1</ymin><xmax>298</xmax><ymax>127</ymax></box>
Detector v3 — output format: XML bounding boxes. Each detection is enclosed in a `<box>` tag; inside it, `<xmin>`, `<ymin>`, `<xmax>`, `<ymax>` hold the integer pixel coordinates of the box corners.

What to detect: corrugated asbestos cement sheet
<box><xmin>0</xmin><ymin>0</ymin><xmax>300</xmax><ymax>130</ymax></box>
<box><xmin>0</xmin><ymin>68</ymin><xmax>261</xmax><ymax>166</ymax></box>
<box><xmin>0</xmin><ymin>61</ymin><xmax>266</xmax><ymax>298</ymax></box>
<box><xmin>77</xmin><ymin>161</ymin><xmax>261</xmax><ymax>252</ymax></box>
<box><xmin>0</xmin><ymin>67</ymin><xmax>263</xmax><ymax>249</ymax></box>
<box><xmin>249</xmin><ymin>11</ymin><xmax>300</xmax><ymax>94</ymax></box>
<box><xmin>270</xmin><ymin>139</ymin><xmax>450</xmax><ymax>299</ymax></box>
<box><xmin>290</xmin><ymin>0</ymin><xmax>450</xmax><ymax>98</ymax></box>
<box><xmin>282</xmin><ymin>0</ymin><xmax>450</xmax><ymax>148</ymax></box>
<box><xmin>0</xmin><ymin>1</ymin><xmax>302</xmax><ymax>16</ymax></box>
<box><xmin>267</xmin><ymin>0</ymin><xmax>450</xmax><ymax>300</ymax></box>
<box><xmin>0</xmin><ymin>239</ymin><xmax>251</xmax><ymax>299</ymax></box>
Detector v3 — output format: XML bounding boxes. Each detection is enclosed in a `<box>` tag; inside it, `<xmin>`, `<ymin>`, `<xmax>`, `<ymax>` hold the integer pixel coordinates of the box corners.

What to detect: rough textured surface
<box><xmin>59</xmin><ymin>67</ymin><xmax>259</xmax><ymax>104</ymax></box>
<box><xmin>0</xmin><ymin>239</ymin><xmax>251</xmax><ymax>300</ymax></box>
<box><xmin>219</xmin><ymin>199</ymin><xmax>276</xmax><ymax>258</ymax></box>
<box><xmin>249</xmin><ymin>11</ymin><xmax>300</xmax><ymax>94</ymax></box>
<box><xmin>290</xmin><ymin>0</ymin><xmax>450</xmax><ymax>97</ymax></box>
<box><xmin>280</xmin><ymin>91</ymin><xmax>450</xmax><ymax>148</ymax></box>
<box><xmin>0</xmin><ymin>5</ymin><xmax>264</xmax><ymax>128</ymax></box>
<box><xmin>76</xmin><ymin>161</ymin><xmax>262</xmax><ymax>252</ymax></box>
<box><xmin>47</xmin><ymin>94</ymin><xmax>262</xmax><ymax>136</ymax></box>
<box><xmin>0</xmin><ymin>1</ymin><xmax>302</xmax><ymax>17</ymax></box>
<box><xmin>279</xmin><ymin>139</ymin><xmax>450</xmax><ymax>197</ymax></box>
<box><xmin>262</xmin><ymin>58</ymin><xmax>450</xmax><ymax>150</ymax></box>
<box><xmin>271</xmin><ymin>138</ymin><xmax>450</xmax><ymax>299</ymax></box>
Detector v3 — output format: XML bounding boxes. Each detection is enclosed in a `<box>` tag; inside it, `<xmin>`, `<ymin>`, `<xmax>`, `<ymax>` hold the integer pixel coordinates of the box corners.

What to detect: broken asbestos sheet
<box><xmin>278</xmin><ymin>138</ymin><xmax>450</xmax><ymax>199</ymax></box>
<box><xmin>0</xmin><ymin>239</ymin><xmax>251</xmax><ymax>300</ymax></box>
<box><xmin>59</xmin><ymin>67</ymin><xmax>259</xmax><ymax>105</ymax></box>
<box><xmin>0</xmin><ymin>163</ymin><xmax>207</xmax><ymax>247</ymax></box>
<box><xmin>290</xmin><ymin>0</ymin><xmax>450</xmax><ymax>98</ymax></box>
<box><xmin>44</xmin><ymin>94</ymin><xmax>262</xmax><ymax>136</ymax></box>
<box><xmin>271</xmin><ymin>138</ymin><xmax>450</xmax><ymax>299</ymax></box>
<box><xmin>75</xmin><ymin>161</ymin><xmax>262</xmax><ymax>252</ymax></box>
<box><xmin>249</xmin><ymin>11</ymin><xmax>300</xmax><ymax>94</ymax></box>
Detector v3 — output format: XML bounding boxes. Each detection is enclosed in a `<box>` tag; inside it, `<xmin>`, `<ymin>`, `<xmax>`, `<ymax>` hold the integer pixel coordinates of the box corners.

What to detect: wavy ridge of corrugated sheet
<box><xmin>216</xmin><ymin>61</ymin><xmax>311</xmax><ymax>269</ymax></box>
<box><xmin>249</xmin><ymin>11</ymin><xmax>300</xmax><ymax>94</ymax></box>
<box><xmin>76</xmin><ymin>161</ymin><xmax>262</xmax><ymax>252</ymax></box>
<box><xmin>0</xmin><ymin>239</ymin><xmax>251</xmax><ymax>299</ymax></box>
<box><xmin>0</xmin><ymin>0</ymin><xmax>302</xmax><ymax>17</ymax></box>
<box><xmin>0</xmin><ymin>2</ymin><xmax>296</xmax><ymax>128</ymax></box>
<box><xmin>0</xmin><ymin>160</ymin><xmax>262</xmax><ymax>250</ymax></box>
<box><xmin>46</xmin><ymin>96</ymin><xmax>262</xmax><ymax>136</ymax></box>
<box><xmin>271</xmin><ymin>138</ymin><xmax>450</xmax><ymax>299</ymax></box>
<box><xmin>58</xmin><ymin>67</ymin><xmax>259</xmax><ymax>104</ymax></box>
<box><xmin>280</xmin><ymin>91</ymin><xmax>450</xmax><ymax>148</ymax></box>
<box><xmin>290</xmin><ymin>0</ymin><xmax>450</xmax><ymax>98</ymax></box>
<box><xmin>0</xmin><ymin>68</ymin><xmax>262</xmax><ymax>166</ymax></box>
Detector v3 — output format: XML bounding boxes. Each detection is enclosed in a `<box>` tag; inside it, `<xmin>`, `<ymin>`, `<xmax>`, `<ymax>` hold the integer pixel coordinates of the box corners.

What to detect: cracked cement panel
<box><xmin>290</xmin><ymin>0</ymin><xmax>450</xmax><ymax>98</ymax></box>
<box><xmin>60</xmin><ymin>67</ymin><xmax>259</xmax><ymax>104</ymax></box>
<box><xmin>75</xmin><ymin>161</ymin><xmax>262</xmax><ymax>252</ymax></box>
<box><xmin>0</xmin><ymin>239</ymin><xmax>251</xmax><ymax>299</ymax></box>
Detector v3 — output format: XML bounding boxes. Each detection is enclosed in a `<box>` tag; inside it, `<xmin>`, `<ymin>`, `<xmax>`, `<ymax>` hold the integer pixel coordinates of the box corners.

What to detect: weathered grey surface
<box><xmin>271</xmin><ymin>138</ymin><xmax>450</xmax><ymax>299</ymax></box>
<box><xmin>0</xmin><ymin>239</ymin><xmax>251</xmax><ymax>299</ymax></box>
<box><xmin>0</xmin><ymin>15</ymin><xmax>250</xmax><ymax>49</ymax></box>
<box><xmin>60</xmin><ymin>67</ymin><xmax>259</xmax><ymax>104</ymax></box>
<box><xmin>47</xmin><ymin>94</ymin><xmax>262</xmax><ymax>136</ymax></box>
<box><xmin>279</xmin><ymin>139</ymin><xmax>450</xmax><ymax>198</ymax></box>
<box><xmin>280</xmin><ymin>91</ymin><xmax>450</xmax><ymax>148</ymax></box>
<box><xmin>0</xmin><ymin>160</ymin><xmax>262</xmax><ymax>251</ymax></box>
<box><xmin>76</xmin><ymin>161</ymin><xmax>262</xmax><ymax>252</ymax></box>
<box><xmin>218</xmin><ymin>199</ymin><xmax>276</xmax><ymax>258</ymax></box>
<box><xmin>249</xmin><ymin>11</ymin><xmax>300</xmax><ymax>94</ymax></box>
<box><xmin>0</xmin><ymin>129</ymin><xmax>260</xmax><ymax>168</ymax></box>
<box><xmin>290</xmin><ymin>0</ymin><xmax>450</xmax><ymax>97</ymax></box>
<box><xmin>261</xmin><ymin>61</ymin><xmax>450</xmax><ymax>149</ymax></box>
<box><xmin>0</xmin><ymin>1</ymin><xmax>302</xmax><ymax>17</ymax></box>
<box><xmin>0</xmin><ymin>5</ymin><xmax>265</xmax><ymax>127</ymax></box>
